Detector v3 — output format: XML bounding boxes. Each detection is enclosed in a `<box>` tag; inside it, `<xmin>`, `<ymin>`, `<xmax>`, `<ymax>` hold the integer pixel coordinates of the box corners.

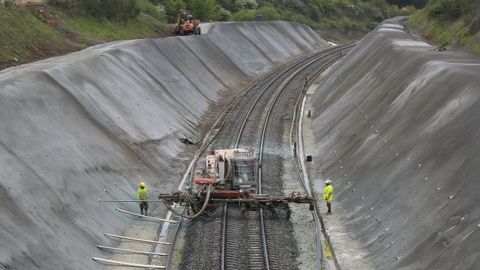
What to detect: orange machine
<box><xmin>174</xmin><ymin>9</ymin><xmax>201</xmax><ymax>35</ymax></box>
<box><xmin>159</xmin><ymin>148</ymin><xmax>315</xmax><ymax>219</ymax></box>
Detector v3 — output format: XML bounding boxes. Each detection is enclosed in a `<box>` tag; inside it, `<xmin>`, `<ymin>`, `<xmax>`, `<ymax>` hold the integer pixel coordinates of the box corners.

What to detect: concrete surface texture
<box><xmin>0</xmin><ymin>21</ymin><xmax>328</xmax><ymax>269</ymax></box>
<box><xmin>310</xmin><ymin>19</ymin><xmax>480</xmax><ymax>269</ymax></box>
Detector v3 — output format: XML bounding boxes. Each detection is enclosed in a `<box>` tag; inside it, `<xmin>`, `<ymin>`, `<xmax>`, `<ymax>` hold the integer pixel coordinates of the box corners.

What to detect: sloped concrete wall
<box><xmin>310</xmin><ymin>19</ymin><xmax>480</xmax><ymax>269</ymax></box>
<box><xmin>0</xmin><ymin>21</ymin><xmax>329</xmax><ymax>269</ymax></box>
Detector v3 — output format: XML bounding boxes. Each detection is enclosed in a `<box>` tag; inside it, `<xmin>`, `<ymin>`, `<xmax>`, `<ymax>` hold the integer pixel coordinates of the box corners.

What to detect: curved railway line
<box><xmin>176</xmin><ymin>44</ymin><xmax>354</xmax><ymax>270</ymax></box>
<box><xmin>92</xmin><ymin>44</ymin><xmax>354</xmax><ymax>269</ymax></box>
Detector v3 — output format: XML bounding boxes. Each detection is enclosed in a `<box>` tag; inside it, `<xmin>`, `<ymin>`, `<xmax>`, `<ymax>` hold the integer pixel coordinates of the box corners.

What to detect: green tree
<box><xmin>217</xmin><ymin>0</ymin><xmax>236</xmax><ymax>11</ymax></box>
<box><xmin>49</xmin><ymin>0</ymin><xmax>140</xmax><ymax>20</ymax></box>
<box><xmin>235</xmin><ymin>0</ymin><xmax>258</xmax><ymax>10</ymax></box>
<box><xmin>188</xmin><ymin>0</ymin><xmax>217</xmax><ymax>20</ymax></box>
<box><xmin>161</xmin><ymin>0</ymin><xmax>185</xmax><ymax>22</ymax></box>
<box><xmin>216</xmin><ymin>6</ymin><xmax>232</xmax><ymax>21</ymax></box>
<box><xmin>386</xmin><ymin>0</ymin><xmax>428</xmax><ymax>8</ymax></box>
<box><xmin>428</xmin><ymin>0</ymin><xmax>474</xmax><ymax>22</ymax></box>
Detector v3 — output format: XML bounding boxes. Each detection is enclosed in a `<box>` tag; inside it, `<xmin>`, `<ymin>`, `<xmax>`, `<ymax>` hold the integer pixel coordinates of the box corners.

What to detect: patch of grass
<box><xmin>461</xmin><ymin>31</ymin><xmax>480</xmax><ymax>53</ymax></box>
<box><xmin>136</xmin><ymin>0</ymin><xmax>165</xmax><ymax>21</ymax></box>
<box><xmin>231</xmin><ymin>4</ymin><xmax>280</xmax><ymax>21</ymax></box>
<box><xmin>0</xmin><ymin>4</ymin><xmax>169</xmax><ymax>68</ymax></box>
<box><xmin>63</xmin><ymin>13</ymin><xmax>163</xmax><ymax>42</ymax></box>
<box><xmin>0</xmin><ymin>7</ymin><xmax>64</xmax><ymax>63</ymax></box>
<box><xmin>408</xmin><ymin>1</ymin><xmax>479</xmax><ymax>54</ymax></box>
<box><xmin>423</xmin><ymin>19</ymin><xmax>468</xmax><ymax>45</ymax></box>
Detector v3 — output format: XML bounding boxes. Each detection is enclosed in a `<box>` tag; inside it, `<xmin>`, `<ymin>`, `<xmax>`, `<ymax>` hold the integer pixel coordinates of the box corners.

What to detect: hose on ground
<box><xmin>163</xmin><ymin>185</ymin><xmax>212</xmax><ymax>219</ymax></box>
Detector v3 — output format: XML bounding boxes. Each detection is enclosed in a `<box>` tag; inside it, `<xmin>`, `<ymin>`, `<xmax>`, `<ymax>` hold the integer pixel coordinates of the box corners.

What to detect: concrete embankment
<box><xmin>309</xmin><ymin>19</ymin><xmax>480</xmax><ymax>269</ymax></box>
<box><xmin>0</xmin><ymin>21</ymin><xmax>328</xmax><ymax>269</ymax></box>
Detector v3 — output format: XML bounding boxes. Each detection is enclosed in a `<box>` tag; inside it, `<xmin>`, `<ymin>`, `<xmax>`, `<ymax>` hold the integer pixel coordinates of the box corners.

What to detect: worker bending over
<box><xmin>323</xmin><ymin>179</ymin><xmax>333</xmax><ymax>215</ymax></box>
<box><xmin>137</xmin><ymin>182</ymin><xmax>149</xmax><ymax>216</ymax></box>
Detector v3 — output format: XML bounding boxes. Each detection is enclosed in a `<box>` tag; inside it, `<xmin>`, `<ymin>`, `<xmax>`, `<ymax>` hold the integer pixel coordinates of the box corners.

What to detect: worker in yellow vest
<box><xmin>323</xmin><ymin>179</ymin><xmax>333</xmax><ymax>215</ymax></box>
<box><xmin>137</xmin><ymin>182</ymin><xmax>149</xmax><ymax>216</ymax></box>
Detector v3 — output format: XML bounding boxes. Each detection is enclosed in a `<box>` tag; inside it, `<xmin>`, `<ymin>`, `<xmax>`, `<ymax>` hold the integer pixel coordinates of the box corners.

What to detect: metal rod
<box><xmin>98</xmin><ymin>199</ymin><xmax>166</xmax><ymax>202</ymax></box>
<box><xmin>104</xmin><ymin>233</ymin><xmax>171</xmax><ymax>245</ymax></box>
<box><xmin>92</xmin><ymin>257</ymin><xmax>166</xmax><ymax>269</ymax></box>
<box><xmin>97</xmin><ymin>245</ymin><xmax>168</xmax><ymax>256</ymax></box>
<box><xmin>115</xmin><ymin>208</ymin><xmax>179</xmax><ymax>223</ymax></box>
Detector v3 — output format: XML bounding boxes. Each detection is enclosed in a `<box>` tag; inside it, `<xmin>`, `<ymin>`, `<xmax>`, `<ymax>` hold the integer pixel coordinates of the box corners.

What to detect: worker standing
<box><xmin>137</xmin><ymin>182</ymin><xmax>149</xmax><ymax>216</ymax></box>
<box><xmin>323</xmin><ymin>179</ymin><xmax>333</xmax><ymax>215</ymax></box>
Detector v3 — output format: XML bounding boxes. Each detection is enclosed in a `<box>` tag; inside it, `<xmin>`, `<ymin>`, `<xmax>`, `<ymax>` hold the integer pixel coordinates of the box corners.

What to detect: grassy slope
<box><xmin>0</xmin><ymin>8</ymin><xmax>67</xmax><ymax>66</ymax></box>
<box><xmin>227</xmin><ymin>0</ymin><xmax>412</xmax><ymax>42</ymax></box>
<box><xmin>408</xmin><ymin>1</ymin><xmax>480</xmax><ymax>53</ymax></box>
<box><xmin>0</xmin><ymin>4</ymin><xmax>170</xmax><ymax>69</ymax></box>
<box><xmin>65</xmin><ymin>14</ymin><xmax>165</xmax><ymax>41</ymax></box>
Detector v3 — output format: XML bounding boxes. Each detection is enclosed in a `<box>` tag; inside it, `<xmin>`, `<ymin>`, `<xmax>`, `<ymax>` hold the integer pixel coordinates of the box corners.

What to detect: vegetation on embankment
<box><xmin>161</xmin><ymin>0</ymin><xmax>414</xmax><ymax>42</ymax></box>
<box><xmin>0</xmin><ymin>0</ymin><xmax>419</xmax><ymax>69</ymax></box>
<box><xmin>408</xmin><ymin>0</ymin><xmax>480</xmax><ymax>53</ymax></box>
<box><xmin>0</xmin><ymin>1</ymin><xmax>170</xmax><ymax>69</ymax></box>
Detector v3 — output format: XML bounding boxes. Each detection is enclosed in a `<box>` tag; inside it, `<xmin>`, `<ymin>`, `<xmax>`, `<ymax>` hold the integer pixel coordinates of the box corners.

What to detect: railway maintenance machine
<box><xmin>161</xmin><ymin>148</ymin><xmax>315</xmax><ymax>219</ymax></box>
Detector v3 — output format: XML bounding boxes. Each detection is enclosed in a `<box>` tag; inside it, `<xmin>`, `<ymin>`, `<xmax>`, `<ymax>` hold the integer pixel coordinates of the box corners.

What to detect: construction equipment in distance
<box><xmin>174</xmin><ymin>9</ymin><xmax>201</xmax><ymax>36</ymax></box>
<box><xmin>160</xmin><ymin>148</ymin><xmax>314</xmax><ymax>219</ymax></box>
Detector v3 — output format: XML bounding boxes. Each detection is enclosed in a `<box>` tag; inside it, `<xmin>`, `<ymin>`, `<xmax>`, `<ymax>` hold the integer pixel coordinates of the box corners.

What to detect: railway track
<box><xmin>92</xmin><ymin>44</ymin><xmax>353</xmax><ymax>270</ymax></box>
<box><xmin>177</xmin><ymin>44</ymin><xmax>354</xmax><ymax>270</ymax></box>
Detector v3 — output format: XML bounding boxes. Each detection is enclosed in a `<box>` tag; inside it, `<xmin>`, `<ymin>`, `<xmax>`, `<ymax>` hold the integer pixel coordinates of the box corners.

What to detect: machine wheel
<box><xmin>196</xmin><ymin>27</ymin><xmax>201</xmax><ymax>35</ymax></box>
<box><xmin>179</xmin><ymin>29</ymin><xmax>185</xmax><ymax>36</ymax></box>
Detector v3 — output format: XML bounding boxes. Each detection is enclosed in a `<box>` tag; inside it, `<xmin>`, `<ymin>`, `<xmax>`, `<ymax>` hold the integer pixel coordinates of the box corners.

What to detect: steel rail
<box><xmin>233</xmin><ymin>51</ymin><xmax>326</xmax><ymax>147</ymax></box>
<box><xmin>163</xmin><ymin>52</ymin><xmax>323</xmax><ymax>270</ymax></box>
<box><xmin>255</xmin><ymin>44</ymin><xmax>354</xmax><ymax>270</ymax></box>
<box><xmin>93</xmin><ymin>46</ymin><xmax>353</xmax><ymax>270</ymax></box>
<box><xmin>289</xmin><ymin>45</ymin><xmax>355</xmax><ymax>270</ymax></box>
<box><xmin>221</xmin><ymin>45</ymin><xmax>355</xmax><ymax>270</ymax></box>
<box><xmin>168</xmin><ymin>44</ymin><xmax>354</xmax><ymax>270</ymax></box>
<box><xmin>165</xmin><ymin>217</ymin><xmax>183</xmax><ymax>269</ymax></box>
<box><xmin>223</xmin><ymin>49</ymin><xmax>341</xmax><ymax>270</ymax></box>
<box><xmin>176</xmin><ymin>52</ymin><xmax>320</xmax><ymax>191</ymax></box>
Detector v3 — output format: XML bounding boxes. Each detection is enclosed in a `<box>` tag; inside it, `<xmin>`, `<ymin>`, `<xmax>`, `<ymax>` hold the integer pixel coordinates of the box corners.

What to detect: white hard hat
<box><xmin>325</xmin><ymin>179</ymin><xmax>332</xmax><ymax>185</ymax></box>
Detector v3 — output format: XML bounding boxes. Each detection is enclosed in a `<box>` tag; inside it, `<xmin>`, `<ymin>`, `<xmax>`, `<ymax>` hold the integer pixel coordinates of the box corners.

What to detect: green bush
<box><xmin>231</xmin><ymin>4</ymin><xmax>279</xmax><ymax>21</ymax></box>
<box><xmin>235</xmin><ymin>0</ymin><xmax>258</xmax><ymax>10</ymax></box>
<box><xmin>215</xmin><ymin>6</ymin><xmax>232</xmax><ymax>21</ymax></box>
<box><xmin>161</xmin><ymin>0</ymin><xmax>185</xmax><ymax>22</ymax></box>
<box><xmin>428</xmin><ymin>0</ymin><xmax>474</xmax><ymax>22</ymax></box>
<box><xmin>136</xmin><ymin>0</ymin><xmax>164</xmax><ymax>20</ymax></box>
<box><xmin>49</xmin><ymin>0</ymin><xmax>142</xmax><ymax>20</ymax></box>
<box><xmin>409</xmin><ymin>0</ymin><xmax>479</xmax><ymax>53</ymax></box>
<box><xmin>231</xmin><ymin>9</ymin><xmax>255</xmax><ymax>21</ymax></box>
<box><xmin>255</xmin><ymin>5</ymin><xmax>280</xmax><ymax>20</ymax></box>
<box><xmin>187</xmin><ymin>0</ymin><xmax>217</xmax><ymax>21</ymax></box>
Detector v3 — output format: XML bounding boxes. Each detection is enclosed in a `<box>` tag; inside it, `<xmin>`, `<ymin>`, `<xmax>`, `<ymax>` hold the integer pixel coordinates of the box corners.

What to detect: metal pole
<box><xmin>97</xmin><ymin>245</ymin><xmax>168</xmax><ymax>256</ymax></box>
<box><xmin>92</xmin><ymin>257</ymin><xmax>166</xmax><ymax>269</ymax></box>
<box><xmin>98</xmin><ymin>199</ymin><xmax>166</xmax><ymax>203</ymax></box>
<box><xmin>104</xmin><ymin>233</ymin><xmax>171</xmax><ymax>245</ymax></box>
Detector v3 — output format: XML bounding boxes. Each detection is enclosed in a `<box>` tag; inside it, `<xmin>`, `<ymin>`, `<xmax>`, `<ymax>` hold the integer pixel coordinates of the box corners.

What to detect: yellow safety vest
<box><xmin>323</xmin><ymin>185</ymin><xmax>333</xmax><ymax>203</ymax></box>
<box><xmin>137</xmin><ymin>187</ymin><xmax>149</xmax><ymax>201</ymax></box>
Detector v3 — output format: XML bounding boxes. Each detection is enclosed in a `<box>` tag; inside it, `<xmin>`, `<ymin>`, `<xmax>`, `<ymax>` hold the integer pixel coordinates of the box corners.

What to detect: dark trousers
<box><xmin>140</xmin><ymin>201</ymin><xmax>149</xmax><ymax>215</ymax></box>
<box><xmin>326</xmin><ymin>202</ymin><xmax>332</xmax><ymax>214</ymax></box>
